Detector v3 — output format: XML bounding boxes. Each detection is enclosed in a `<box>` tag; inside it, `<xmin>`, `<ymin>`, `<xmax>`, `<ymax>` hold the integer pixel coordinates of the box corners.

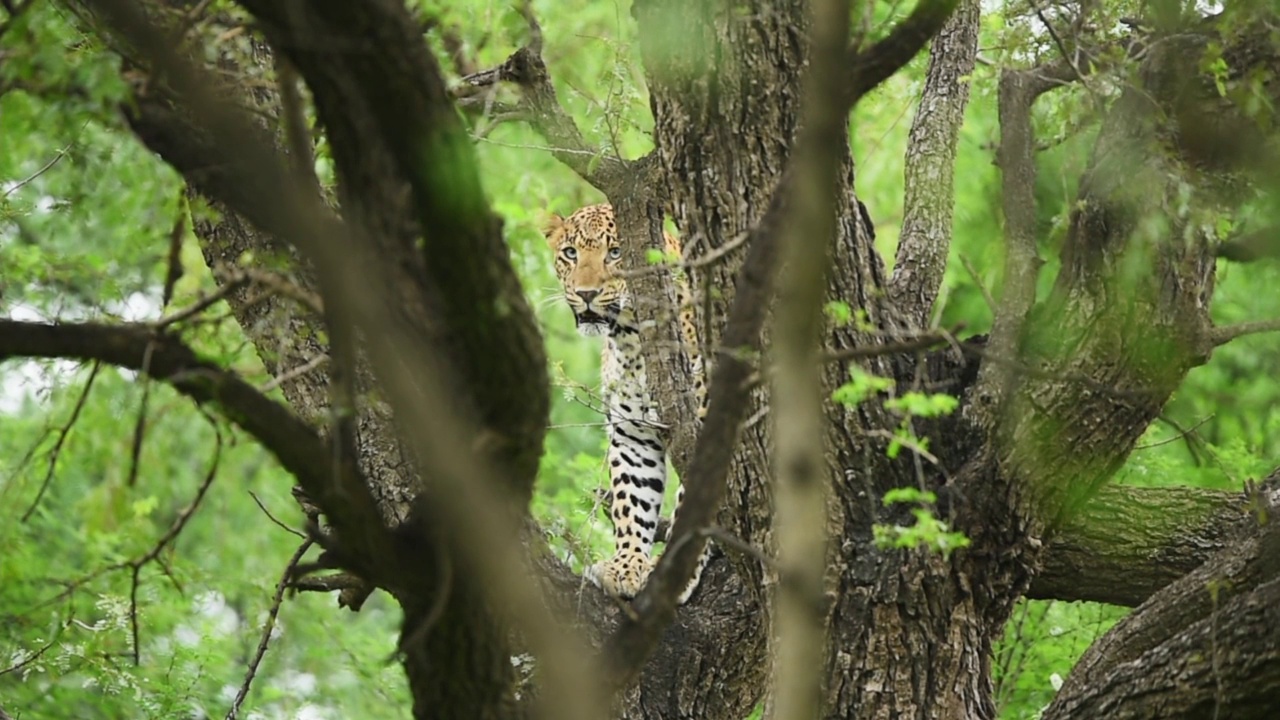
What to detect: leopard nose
<box><xmin>576</xmin><ymin>289</ymin><xmax>600</xmax><ymax>306</ymax></box>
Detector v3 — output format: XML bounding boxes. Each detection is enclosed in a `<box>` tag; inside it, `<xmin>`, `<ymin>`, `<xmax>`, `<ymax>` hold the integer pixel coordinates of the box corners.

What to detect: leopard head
<box><xmin>543</xmin><ymin>204</ymin><xmax>627</xmax><ymax>337</ymax></box>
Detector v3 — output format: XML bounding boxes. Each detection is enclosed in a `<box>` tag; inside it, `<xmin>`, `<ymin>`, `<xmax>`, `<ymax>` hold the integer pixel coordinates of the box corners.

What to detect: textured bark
<box><xmin>889</xmin><ymin>0</ymin><xmax>980</xmax><ymax>325</ymax></box>
<box><xmin>1044</xmin><ymin>521</ymin><xmax>1280</xmax><ymax>720</ymax></box>
<box><xmin>1031</xmin><ymin>482</ymin><xmax>1273</xmax><ymax>606</ymax></box>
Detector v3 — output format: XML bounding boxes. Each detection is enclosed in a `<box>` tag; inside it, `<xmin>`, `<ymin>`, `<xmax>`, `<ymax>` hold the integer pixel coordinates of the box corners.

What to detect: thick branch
<box><xmin>1045</xmin><ymin>517</ymin><xmax>1280</xmax><ymax>720</ymax></box>
<box><xmin>1031</xmin><ymin>483</ymin><xmax>1266</xmax><ymax>606</ymax></box>
<box><xmin>888</xmin><ymin>0</ymin><xmax>980</xmax><ymax>325</ymax></box>
<box><xmin>1208</xmin><ymin>318</ymin><xmax>1280</xmax><ymax>347</ymax></box>
<box><xmin>0</xmin><ymin>321</ymin><xmax>362</xmax><ymax>555</ymax></box>
<box><xmin>1217</xmin><ymin>229</ymin><xmax>1280</xmax><ymax>262</ymax></box>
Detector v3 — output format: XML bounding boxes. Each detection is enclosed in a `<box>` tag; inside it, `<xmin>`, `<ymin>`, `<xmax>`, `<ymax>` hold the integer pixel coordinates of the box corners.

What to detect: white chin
<box><xmin>577</xmin><ymin>323</ymin><xmax>609</xmax><ymax>337</ymax></box>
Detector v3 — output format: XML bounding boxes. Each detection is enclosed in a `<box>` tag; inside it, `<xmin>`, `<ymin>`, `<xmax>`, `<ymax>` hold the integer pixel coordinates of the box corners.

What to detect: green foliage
<box><xmin>873</xmin><ymin>488</ymin><xmax>970</xmax><ymax>556</ymax></box>
<box><xmin>872</xmin><ymin>507</ymin><xmax>971</xmax><ymax>557</ymax></box>
<box><xmin>830</xmin><ymin>366</ymin><xmax>894</xmax><ymax>407</ymax></box>
<box><xmin>0</xmin><ymin>370</ymin><xmax>409</xmax><ymax>718</ymax></box>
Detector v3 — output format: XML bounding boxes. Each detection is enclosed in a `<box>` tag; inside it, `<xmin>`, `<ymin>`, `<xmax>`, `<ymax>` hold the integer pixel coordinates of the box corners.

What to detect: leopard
<box><xmin>543</xmin><ymin>203</ymin><xmax>709</xmax><ymax>603</ymax></box>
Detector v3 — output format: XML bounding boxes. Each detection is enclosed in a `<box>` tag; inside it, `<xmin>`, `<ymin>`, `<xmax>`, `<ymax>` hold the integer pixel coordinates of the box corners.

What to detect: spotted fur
<box><xmin>544</xmin><ymin>204</ymin><xmax>708</xmax><ymax>602</ymax></box>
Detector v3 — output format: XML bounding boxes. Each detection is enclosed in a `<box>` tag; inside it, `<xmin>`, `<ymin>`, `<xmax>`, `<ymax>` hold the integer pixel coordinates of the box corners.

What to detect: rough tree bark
<box><xmin>4</xmin><ymin>1</ymin><xmax>1280</xmax><ymax>719</ymax></box>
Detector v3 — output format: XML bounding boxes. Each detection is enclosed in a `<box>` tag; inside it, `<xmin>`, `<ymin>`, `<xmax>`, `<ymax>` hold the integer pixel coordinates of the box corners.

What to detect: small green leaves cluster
<box><xmin>873</xmin><ymin>488</ymin><xmax>970</xmax><ymax>558</ymax></box>
<box><xmin>831</xmin><ymin>368</ymin><xmax>967</xmax><ymax>556</ymax></box>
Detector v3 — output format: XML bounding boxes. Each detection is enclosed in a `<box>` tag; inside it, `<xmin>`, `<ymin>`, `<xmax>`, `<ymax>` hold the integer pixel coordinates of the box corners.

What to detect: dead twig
<box><xmin>2</xmin><ymin>140</ymin><xmax>72</xmax><ymax>199</ymax></box>
<box><xmin>128</xmin><ymin>417</ymin><xmax>223</xmax><ymax>664</ymax></box>
<box><xmin>154</xmin><ymin>275</ymin><xmax>251</xmax><ymax>329</ymax></box>
<box><xmin>226</xmin><ymin>538</ymin><xmax>314</xmax><ymax>720</ymax></box>
<box><xmin>258</xmin><ymin>353</ymin><xmax>328</xmax><ymax>393</ymax></box>
<box><xmin>249</xmin><ymin>490</ymin><xmax>306</xmax><ymax>539</ymax></box>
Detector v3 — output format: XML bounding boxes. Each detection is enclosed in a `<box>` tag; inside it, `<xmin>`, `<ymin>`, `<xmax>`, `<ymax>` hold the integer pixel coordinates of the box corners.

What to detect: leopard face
<box><xmin>543</xmin><ymin>204</ymin><xmax>627</xmax><ymax>337</ymax></box>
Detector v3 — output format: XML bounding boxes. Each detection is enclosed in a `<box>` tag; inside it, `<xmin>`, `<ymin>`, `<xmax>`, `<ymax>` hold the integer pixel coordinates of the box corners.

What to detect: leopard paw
<box><xmin>585</xmin><ymin>552</ymin><xmax>654</xmax><ymax>599</ymax></box>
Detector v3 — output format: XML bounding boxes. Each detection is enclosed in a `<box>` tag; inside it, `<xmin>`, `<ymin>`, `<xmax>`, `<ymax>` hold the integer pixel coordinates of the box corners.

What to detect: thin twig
<box><xmin>868</xmin><ymin>428</ymin><xmax>943</xmax><ymax>468</ymax></box>
<box><xmin>702</xmin><ymin>526</ymin><xmax>775</xmax><ymax>569</ymax></box>
<box><xmin>258</xmin><ymin>354</ymin><xmax>328</xmax><ymax>393</ymax></box>
<box><xmin>822</xmin><ymin>330</ymin><xmax>957</xmax><ymax>363</ymax></box>
<box><xmin>0</xmin><ymin>632</ymin><xmax>59</xmax><ymax>678</ymax></box>
<box><xmin>249</xmin><ymin>490</ymin><xmax>306</xmax><ymax>538</ymax></box>
<box><xmin>2</xmin><ymin>141</ymin><xmax>72</xmax><ymax>199</ymax></box>
<box><xmin>1137</xmin><ymin>414</ymin><xmax>1213</xmax><ymax>451</ymax></box>
<box><xmin>958</xmin><ymin>253</ymin><xmax>997</xmax><ymax>314</ymax></box>
<box><xmin>153</xmin><ymin>276</ymin><xmax>251</xmax><ymax>329</ymax></box>
<box><xmin>125</xmin><ymin>340</ymin><xmax>157</xmax><ymax>487</ymax></box>
<box><xmin>618</xmin><ymin>231</ymin><xmax>752</xmax><ymax>280</ymax></box>
<box><xmin>21</xmin><ymin>362</ymin><xmax>102</xmax><ymax>522</ymax></box>
<box><xmin>214</xmin><ymin>266</ymin><xmax>324</xmax><ymax>315</ymax></box>
<box><xmin>226</xmin><ymin>538</ymin><xmax>314</xmax><ymax>720</ymax></box>
<box><xmin>1026</xmin><ymin>0</ymin><xmax>1090</xmax><ymax>90</ymax></box>
<box><xmin>128</xmin><ymin>419</ymin><xmax>223</xmax><ymax>664</ymax></box>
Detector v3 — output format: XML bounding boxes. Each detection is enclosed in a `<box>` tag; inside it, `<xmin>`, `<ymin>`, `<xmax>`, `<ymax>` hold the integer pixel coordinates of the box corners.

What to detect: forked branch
<box><xmin>455</xmin><ymin>6</ymin><xmax>635</xmax><ymax>196</ymax></box>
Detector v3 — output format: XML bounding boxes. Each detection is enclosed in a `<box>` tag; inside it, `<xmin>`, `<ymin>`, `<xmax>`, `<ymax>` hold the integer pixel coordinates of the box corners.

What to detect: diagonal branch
<box><xmin>455</xmin><ymin>7</ymin><xmax>636</xmax><ymax>197</ymax></box>
<box><xmin>845</xmin><ymin>0</ymin><xmax>961</xmax><ymax>109</ymax></box>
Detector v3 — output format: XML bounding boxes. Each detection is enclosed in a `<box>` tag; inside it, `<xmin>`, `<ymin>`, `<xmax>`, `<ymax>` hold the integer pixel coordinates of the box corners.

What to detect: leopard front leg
<box><xmin>587</xmin><ymin>414</ymin><xmax>667</xmax><ymax>597</ymax></box>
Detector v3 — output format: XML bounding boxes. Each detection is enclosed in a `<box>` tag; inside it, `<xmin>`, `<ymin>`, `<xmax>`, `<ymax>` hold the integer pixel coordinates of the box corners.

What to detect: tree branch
<box><xmin>78</xmin><ymin>3</ymin><xmax>597</xmax><ymax>715</ymax></box>
<box><xmin>1031</xmin><ymin>482</ymin><xmax>1269</xmax><ymax>606</ymax></box>
<box><xmin>454</xmin><ymin>7</ymin><xmax>635</xmax><ymax>197</ymax></box>
<box><xmin>771</xmin><ymin>0</ymin><xmax>852</xmax><ymax>715</ymax></box>
<box><xmin>845</xmin><ymin>0</ymin><xmax>960</xmax><ymax>108</ymax></box>
<box><xmin>232</xmin><ymin>0</ymin><xmax>551</xmax><ymax>496</ymax></box>
<box><xmin>888</xmin><ymin>0</ymin><xmax>979</xmax><ymax>325</ymax></box>
<box><xmin>1217</xmin><ymin>228</ymin><xmax>1280</xmax><ymax>262</ymax></box>
<box><xmin>1045</xmin><ymin>506</ymin><xmax>1280</xmax><ymax>720</ymax></box>
<box><xmin>969</xmin><ymin>53</ymin><xmax>1091</xmax><ymax>425</ymax></box>
<box><xmin>0</xmin><ymin>320</ymin><xmax>334</xmax><ymax>494</ymax></box>
<box><xmin>1208</xmin><ymin>318</ymin><xmax>1280</xmax><ymax>347</ymax></box>
<box><xmin>603</xmin><ymin>0</ymin><xmax>859</xmax><ymax>687</ymax></box>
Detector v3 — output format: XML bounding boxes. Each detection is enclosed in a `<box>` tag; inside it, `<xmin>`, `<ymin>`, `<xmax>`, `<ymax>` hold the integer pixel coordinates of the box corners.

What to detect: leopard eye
<box><xmin>606</xmin><ymin>246</ymin><xmax>622</xmax><ymax>261</ymax></box>
<box><xmin>562</xmin><ymin>246</ymin><xmax>578</xmax><ymax>261</ymax></box>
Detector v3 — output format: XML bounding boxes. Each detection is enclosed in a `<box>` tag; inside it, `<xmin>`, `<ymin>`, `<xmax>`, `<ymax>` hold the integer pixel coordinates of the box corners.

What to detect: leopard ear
<box><xmin>542</xmin><ymin>213</ymin><xmax>565</xmax><ymax>246</ymax></box>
